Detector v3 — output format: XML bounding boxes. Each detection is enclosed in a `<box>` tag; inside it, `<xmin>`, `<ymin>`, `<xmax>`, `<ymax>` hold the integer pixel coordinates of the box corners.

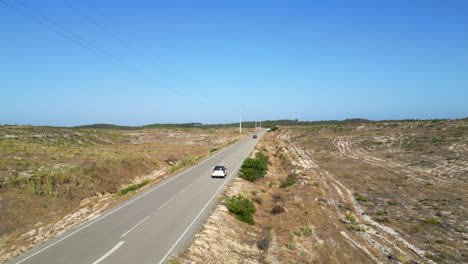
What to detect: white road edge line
<box><xmin>91</xmin><ymin>241</ymin><xmax>125</xmax><ymax>264</ymax></box>
<box><xmin>158</xmin><ymin>161</ymin><xmax>244</xmax><ymax>264</ymax></box>
<box><xmin>120</xmin><ymin>216</ymin><xmax>151</xmax><ymax>238</ymax></box>
<box><xmin>180</xmin><ymin>183</ymin><xmax>192</xmax><ymax>193</ymax></box>
<box><xmin>13</xmin><ymin>134</ymin><xmax>252</xmax><ymax>264</ymax></box>
<box><xmin>158</xmin><ymin>196</ymin><xmax>176</xmax><ymax>210</ymax></box>
<box><xmin>159</xmin><ymin>132</ymin><xmax>264</xmax><ymax>263</ymax></box>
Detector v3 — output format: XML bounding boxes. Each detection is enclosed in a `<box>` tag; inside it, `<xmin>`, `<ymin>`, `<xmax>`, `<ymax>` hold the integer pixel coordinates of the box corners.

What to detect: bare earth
<box><xmin>178</xmin><ymin>120</ymin><xmax>467</xmax><ymax>264</ymax></box>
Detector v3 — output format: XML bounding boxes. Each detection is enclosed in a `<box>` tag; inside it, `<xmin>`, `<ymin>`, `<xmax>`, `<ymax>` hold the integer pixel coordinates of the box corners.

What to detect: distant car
<box><xmin>253</xmin><ymin>135</ymin><xmax>257</xmax><ymax>139</ymax></box>
<box><xmin>212</xmin><ymin>166</ymin><xmax>227</xmax><ymax>178</ymax></box>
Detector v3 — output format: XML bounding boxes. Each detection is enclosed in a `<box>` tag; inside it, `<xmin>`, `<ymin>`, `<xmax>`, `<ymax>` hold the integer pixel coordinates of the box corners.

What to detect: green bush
<box><xmin>239</xmin><ymin>152</ymin><xmax>269</xmax><ymax>182</ymax></box>
<box><xmin>225</xmin><ymin>195</ymin><xmax>256</xmax><ymax>224</ymax></box>
<box><xmin>118</xmin><ymin>180</ymin><xmax>150</xmax><ymax>195</ymax></box>
<box><xmin>210</xmin><ymin>148</ymin><xmax>218</xmax><ymax>153</ymax></box>
<box><xmin>280</xmin><ymin>173</ymin><xmax>297</xmax><ymax>188</ymax></box>
<box><xmin>294</xmin><ymin>225</ymin><xmax>313</xmax><ymax>236</ymax></box>
<box><xmin>424</xmin><ymin>219</ymin><xmax>441</xmax><ymax>224</ymax></box>
<box><xmin>346</xmin><ymin>212</ymin><xmax>356</xmax><ymax>224</ymax></box>
<box><xmin>356</xmin><ymin>196</ymin><xmax>368</xmax><ymax>202</ymax></box>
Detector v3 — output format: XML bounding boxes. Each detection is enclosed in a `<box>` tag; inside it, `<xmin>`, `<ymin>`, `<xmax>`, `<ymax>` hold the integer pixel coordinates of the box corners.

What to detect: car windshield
<box><xmin>214</xmin><ymin>166</ymin><xmax>224</xmax><ymax>170</ymax></box>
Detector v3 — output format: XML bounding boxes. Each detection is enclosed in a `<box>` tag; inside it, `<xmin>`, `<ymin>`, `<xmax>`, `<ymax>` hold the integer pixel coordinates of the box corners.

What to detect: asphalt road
<box><xmin>8</xmin><ymin>130</ymin><xmax>266</xmax><ymax>264</ymax></box>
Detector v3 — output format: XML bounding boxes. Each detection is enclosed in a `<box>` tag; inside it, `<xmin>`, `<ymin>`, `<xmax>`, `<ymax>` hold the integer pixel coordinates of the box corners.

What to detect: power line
<box><xmin>12</xmin><ymin>0</ymin><xmax>145</xmax><ymax>77</ymax></box>
<box><xmin>1</xmin><ymin>0</ymin><xmax>94</xmax><ymax>54</ymax></box>
<box><xmin>68</xmin><ymin>0</ymin><xmax>209</xmax><ymax>104</ymax></box>
<box><xmin>64</xmin><ymin>0</ymin><xmax>131</xmax><ymax>50</ymax></box>
<box><xmin>2</xmin><ymin>0</ymin><xmax>207</xmax><ymax>105</ymax></box>
<box><xmin>1</xmin><ymin>0</ymin><xmax>189</xmax><ymax>100</ymax></box>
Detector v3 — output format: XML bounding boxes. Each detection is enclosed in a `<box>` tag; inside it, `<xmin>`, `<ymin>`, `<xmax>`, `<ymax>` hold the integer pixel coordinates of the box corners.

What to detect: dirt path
<box><xmin>279</xmin><ymin>132</ymin><xmax>430</xmax><ymax>263</ymax></box>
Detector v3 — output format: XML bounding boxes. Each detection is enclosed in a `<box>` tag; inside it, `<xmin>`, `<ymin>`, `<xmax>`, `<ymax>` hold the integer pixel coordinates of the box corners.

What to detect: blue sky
<box><xmin>1</xmin><ymin>0</ymin><xmax>467</xmax><ymax>126</ymax></box>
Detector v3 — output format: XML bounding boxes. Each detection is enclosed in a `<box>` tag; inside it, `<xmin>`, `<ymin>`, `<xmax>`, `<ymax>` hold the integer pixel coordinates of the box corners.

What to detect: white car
<box><xmin>212</xmin><ymin>166</ymin><xmax>227</xmax><ymax>178</ymax></box>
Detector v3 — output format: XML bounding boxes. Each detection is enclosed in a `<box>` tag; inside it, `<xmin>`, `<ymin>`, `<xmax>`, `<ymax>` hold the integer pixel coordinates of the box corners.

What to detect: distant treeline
<box><xmin>4</xmin><ymin>118</ymin><xmax>464</xmax><ymax>130</ymax></box>
<box><xmin>73</xmin><ymin>123</ymin><xmax>204</xmax><ymax>130</ymax></box>
<box><xmin>71</xmin><ymin>118</ymin><xmax>455</xmax><ymax>130</ymax></box>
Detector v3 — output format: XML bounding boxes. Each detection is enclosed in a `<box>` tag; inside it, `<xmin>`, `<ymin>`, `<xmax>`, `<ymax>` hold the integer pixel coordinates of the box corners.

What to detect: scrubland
<box><xmin>0</xmin><ymin>125</ymin><xmax>244</xmax><ymax>262</ymax></box>
<box><xmin>179</xmin><ymin>119</ymin><xmax>466</xmax><ymax>264</ymax></box>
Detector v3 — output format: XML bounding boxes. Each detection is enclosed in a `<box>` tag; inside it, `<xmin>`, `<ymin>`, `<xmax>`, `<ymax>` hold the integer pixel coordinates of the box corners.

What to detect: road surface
<box><xmin>8</xmin><ymin>130</ymin><xmax>265</xmax><ymax>264</ymax></box>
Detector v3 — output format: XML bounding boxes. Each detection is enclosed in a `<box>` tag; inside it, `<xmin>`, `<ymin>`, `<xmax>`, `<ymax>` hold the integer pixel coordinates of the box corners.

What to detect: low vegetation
<box><xmin>269</xmin><ymin>125</ymin><xmax>279</xmax><ymax>131</ymax></box>
<box><xmin>179</xmin><ymin>118</ymin><xmax>467</xmax><ymax>264</ymax></box>
<box><xmin>118</xmin><ymin>180</ymin><xmax>150</xmax><ymax>196</ymax></box>
<box><xmin>169</xmin><ymin>156</ymin><xmax>197</xmax><ymax>172</ymax></box>
<box><xmin>239</xmin><ymin>152</ymin><xmax>269</xmax><ymax>182</ymax></box>
<box><xmin>279</xmin><ymin>173</ymin><xmax>297</xmax><ymax>188</ymax></box>
<box><xmin>0</xmin><ymin>125</ymin><xmax>247</xmax><ymax>263</ymax></box>
<box><xmin>2</xmin><ymin>166</ymin><xmax>94</xmax><ymax>198</ymax></box>
<box><xmin>424</xmin><ymin>219</ymin><xmax>441</xmax><ymax>224</ymax></box>
<box><xmin>225</xmin><ymin>194</ymin><xmax>256</xmax><ymax>224</ymax></box>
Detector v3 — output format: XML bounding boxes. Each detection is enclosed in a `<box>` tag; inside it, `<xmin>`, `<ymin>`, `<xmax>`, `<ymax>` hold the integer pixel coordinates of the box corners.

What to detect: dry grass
<box><xmin>180</xmin><ymin>119</ymin><xmax>467</xmax><ymax>264</ymax></box>
<box><xmin>0</xmin><ymin>125</ymin><xmax>249</xmax><ymax>263</ymax></box>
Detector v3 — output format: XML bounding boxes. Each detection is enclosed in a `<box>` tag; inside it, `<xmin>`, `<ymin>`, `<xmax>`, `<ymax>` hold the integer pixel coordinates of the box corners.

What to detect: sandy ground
<box><xmin>178</xmin><ymin>120</ymin><xmax>466</xmax><ymax>264</ymax></box>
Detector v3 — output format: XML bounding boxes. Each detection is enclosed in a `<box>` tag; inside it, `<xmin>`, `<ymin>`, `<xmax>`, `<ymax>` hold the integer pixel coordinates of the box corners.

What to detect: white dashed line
<box><xmin>158</xmin><ymin>161</ymin><xmax>244</xmax><ymax>264</ymax></box>
<box><xmin>120</xmin><ymin>216</ymin><xmax>151</xmax><ymax>238</ymax></box>
<box><xmin>180</xmin><ymin>183</ymin><xmax>192</xmax><ymax>193</ymax></box>
<box><xmin>158</xmin><ymin>196</ymin><xmax>176</xmax><ymax>210</ymax></box>
<box><xmin>92</xmin><ymin>241</ymin><xmax>125</xmax><ymax>264</ymax></box>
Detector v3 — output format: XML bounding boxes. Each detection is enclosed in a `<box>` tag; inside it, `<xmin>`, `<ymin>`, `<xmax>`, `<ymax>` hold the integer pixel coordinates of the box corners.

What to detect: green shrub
<box><xmin>388</xmin><ymin>201</ymin><xmax>399</xmax><ymax>205</ymax></box>
<box><xmin>346</xmin><ymin>213</ymin><xmax>356</xmax><ymax>224</ymax></box>
<box><xmin>239</xmin><ymin>152</ymin><xmax>269</xmax><ymax>182</ymax></box>
<box><xmin>225</xmin><ymin>195</ymin><xmax>256</xmax><ymax>224</ymax></box>
<box><xmin>375</xmin><ymin>217</ymin><xmax>391</xmax><ymax>223</ymax></box>
<box><xmin>285</xmin><ymin>240</ymin><xmax>296</xmax><ymax>250</ymax></box>
<box><xmin>270</xmin><ymin>126</ymin><xmax>279</xmax><ymax>131</ymax></box>
<box><xmin>118</xmin><ymin>180</ymin><xmax>150</xmax><ymax>195</ymax></box>
<box><xmin>255</xmin><ymin>152</ymin><xmax>269</xmax><ymax>165</ymax></box>
<box><xmin>210</xmin><ymin>148</ymin><xmax>218</xmax><ymax>153</ymax></box>
<box><xmin>424</xmin><ymin>219</ymin><xmax>441</xmax><ymax>224</ymax></box>
<box><xmin>356</xmin><ymin>196</ymin><xmax>368</xmax><ymax>202</ymax></box>
<box><xmin>294</xmin><ymin>226</ymin><xmax>313</xmax><ymax>236</ymax></box>
<box><xmin>280</xmin><ymin>173</ymin><xmax>297</xmax><ymax>188</ymax></box>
